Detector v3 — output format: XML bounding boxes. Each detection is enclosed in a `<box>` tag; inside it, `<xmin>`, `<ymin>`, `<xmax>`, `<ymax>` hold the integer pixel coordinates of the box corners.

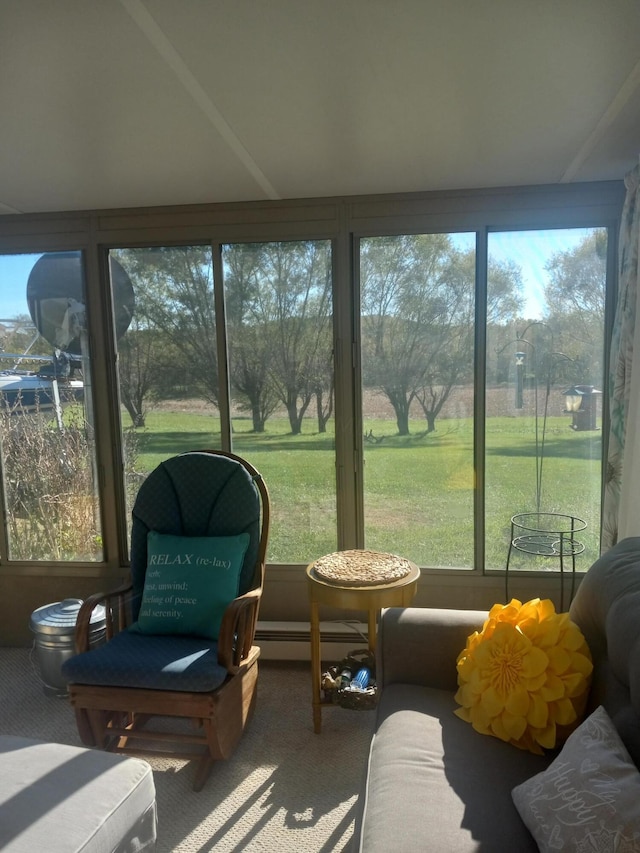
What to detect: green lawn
<box><xmin>132</xmin><ymin>409</ymin><xmax>602</xmax><ymax>570</ymax></box>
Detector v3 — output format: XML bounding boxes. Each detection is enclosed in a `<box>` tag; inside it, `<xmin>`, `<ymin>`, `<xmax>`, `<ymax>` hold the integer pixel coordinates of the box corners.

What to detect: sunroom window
<box><xmin>109</xmin><ymin>240</ymin><xmax>336</xmax><ymax>564</ymax></box>
<box><xmin>485</xmin><ymin>228</ymin><xmax>606</xmax><ymax>572</ymax></box>
<box><xmin>0</xmin><ymin>251</ymin><xmax>102</xmax><ymax>561</ymax></box>
<box><xmin>108</xmin><ymin>245</ymin><xmax>222</xmax><ymax>547</ymax></box>
<box><xmin>222</xmin><ymin>241</ymin><xmax>336</xmax><ymax>563</ymax></box>
<box><xmin>359</xmin><ymin>232</ymin><xmax>476</xmax><ymax>568</ymax></box>
<box><xmin>0</xmin><ymin>193</ymin><xmax>616</xmax><ymax>580</ymax></box>
<box><xmin>358</xmin><ymin>226</ymin><xmax>608</xmax><ymax>571</ymax></box>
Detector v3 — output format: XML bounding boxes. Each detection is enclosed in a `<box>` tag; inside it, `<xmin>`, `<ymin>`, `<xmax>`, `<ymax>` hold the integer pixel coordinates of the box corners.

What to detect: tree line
<box><xmin>111</xmin><ymin>229</ymin><xmax>607</xmax><ymax>435</ymax></box>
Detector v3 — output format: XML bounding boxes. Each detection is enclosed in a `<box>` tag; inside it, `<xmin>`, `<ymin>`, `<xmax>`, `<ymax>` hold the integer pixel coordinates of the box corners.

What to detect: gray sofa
<box><xmin>352</xmin><ymin>537</ymin><xmax>640</xmax><ymax>852</ymax></box>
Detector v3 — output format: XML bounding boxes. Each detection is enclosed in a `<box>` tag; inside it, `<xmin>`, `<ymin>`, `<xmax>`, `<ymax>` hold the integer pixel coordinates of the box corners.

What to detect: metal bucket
<box><xmin>29</xmin><ymin>598</ymin><xmax>106</xmax><ymax>696</ymax></box>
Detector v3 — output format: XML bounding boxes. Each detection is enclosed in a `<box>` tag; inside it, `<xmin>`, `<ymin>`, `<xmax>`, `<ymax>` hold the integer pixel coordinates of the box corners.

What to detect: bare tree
<box><xmin>116</xmin><ymin>322</ymin><xmax>164</xmax><ymax>428</ymax></box>
<box><xmin>543</xmin><ymin>229</ymin><xmax>607</xmax><ymax>383</ymax></box>
<box><xmin>361</xmin><ymin>235</ymin><xmax>522</xmax><ymax>435</ymax></box>
<box><xmin>228</xmin><ymin>241</ymin><xmax>333</xmax><ymax>435</ymax></box>
<box><xmin>114</xmin><ymin>246</ymin><xmax>219</xmax><ymax>411</ymax></box>
<box><xmin>223</xmin><ymin>244</ymin><xmax>279</xmax><ymax>432</ymax></box>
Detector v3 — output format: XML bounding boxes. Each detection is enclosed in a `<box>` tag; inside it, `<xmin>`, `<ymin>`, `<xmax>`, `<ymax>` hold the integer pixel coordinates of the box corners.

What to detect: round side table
<box><xmin>306</xmin><ymin>550</ymin><xmax>420</xmax><ymax>733</ymax></box>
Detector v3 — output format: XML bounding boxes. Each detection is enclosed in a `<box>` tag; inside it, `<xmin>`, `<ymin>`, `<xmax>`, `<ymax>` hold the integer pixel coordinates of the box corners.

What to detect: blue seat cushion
<box><xmin>62</xmin><ymin>631</ymin><xmax>230</xmax><ymax>692</ymax></box>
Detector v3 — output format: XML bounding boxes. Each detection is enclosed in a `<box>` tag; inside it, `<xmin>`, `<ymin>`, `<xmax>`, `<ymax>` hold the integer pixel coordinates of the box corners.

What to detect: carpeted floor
<box><xmin>0</xmin><ymin>649</ymin><xmax>375</xmax><ymax>852</ymax></box>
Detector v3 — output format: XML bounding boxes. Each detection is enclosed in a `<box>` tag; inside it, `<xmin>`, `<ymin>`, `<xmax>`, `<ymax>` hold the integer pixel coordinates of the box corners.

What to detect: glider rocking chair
<box><xmin>62</xmin><ymin>450</ymin><xmax>270</xmax><ymax>791</ymax></box>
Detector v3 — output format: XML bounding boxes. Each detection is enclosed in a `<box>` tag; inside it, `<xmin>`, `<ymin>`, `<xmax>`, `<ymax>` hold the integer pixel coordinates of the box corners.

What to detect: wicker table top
<box><xmin>310</xmin><ymin>549</ymin><xmax>414</xmax><ymax>587</ymax></box>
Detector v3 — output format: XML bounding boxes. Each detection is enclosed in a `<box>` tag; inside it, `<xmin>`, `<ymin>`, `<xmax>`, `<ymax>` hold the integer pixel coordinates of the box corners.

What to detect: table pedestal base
<box><xmin>307</xmin><ymin>553</ymin><xmax>420</xmax><ymax>733</ymax></box>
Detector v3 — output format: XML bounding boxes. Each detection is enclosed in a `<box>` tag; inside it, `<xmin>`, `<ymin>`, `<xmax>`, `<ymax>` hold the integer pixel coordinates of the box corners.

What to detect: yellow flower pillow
<box><xmin>454</xmin><ymin>598</ymin><xmax>593</xmax><ymax>754</ymax></box>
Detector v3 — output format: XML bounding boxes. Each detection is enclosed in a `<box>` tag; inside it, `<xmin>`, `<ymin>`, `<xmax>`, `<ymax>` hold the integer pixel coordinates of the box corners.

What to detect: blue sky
<box><xmin>449</xmin><ymin>228</ymin><xmax>593</xmax><ymax>319</ymax></box>
<box><xmin>487</xmin><ymin>228</ymin><xmax>592</xmax><ymax>319</ymax></box>
<box><xmin>0</xmin><ymin>252</ymin><xmax>42</xmax><ymax>321</ymax></box>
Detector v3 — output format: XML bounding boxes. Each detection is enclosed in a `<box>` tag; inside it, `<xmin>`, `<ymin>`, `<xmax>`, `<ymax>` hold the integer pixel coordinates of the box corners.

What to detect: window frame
<box><xmin>0</xmin><ymin>183</ymin><xmax>622</xmax><ymax>587</ymax></box>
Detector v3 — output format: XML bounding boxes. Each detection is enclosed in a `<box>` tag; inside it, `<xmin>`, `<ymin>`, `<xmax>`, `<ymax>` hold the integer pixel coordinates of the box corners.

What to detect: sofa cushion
<box><xmin>512</xmin><ymin>705</ymin><xmax>640</xmax><ymax>852</ymax></box>
<box><xmin>0</xmin><ymin>735</ymin><xmax>156</xmax><ymax>853</ymax></box>
<box><xmin>355</xmin><ymin>683</ymin><xmax>550</xmax><ymax>853</ymax></box>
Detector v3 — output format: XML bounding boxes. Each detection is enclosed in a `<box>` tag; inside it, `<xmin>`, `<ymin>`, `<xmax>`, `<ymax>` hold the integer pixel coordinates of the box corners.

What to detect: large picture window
<box><xmin>359</xmin><ymin>233</ymin><xmax>476</xmax><ymax>568</ymax></box>
<box><xmin>108</xmin><ymin>245</ymin><xmax>222</xmax><ymax>541</ymax></box>
<box><xmin>485</xmin><ymin>228</ymin><xmax>607</xmax><ymax>571</ymax></box>
<box><xmin>108</xmin><ymin>240</ymin><xmax>336</xmax><ymax>564</ymax></box>
<box><xmin>223</xmin><ymin>241</ymin><xmax>336</xmax><ymax>563</ymax></box>
<box><xmin>0</xmin><ymin>251</ymin><xmax>102</xmax><ymax>561</ymax></box>
<box><xmin>358</xmin><ymin>227</ymin><xmax>608</xmax><ymax>571</ymax></box>
<box><xmin>0</xmin><ymin>185</ymin><xmax>618</xmax><ymax>586</ymax></box>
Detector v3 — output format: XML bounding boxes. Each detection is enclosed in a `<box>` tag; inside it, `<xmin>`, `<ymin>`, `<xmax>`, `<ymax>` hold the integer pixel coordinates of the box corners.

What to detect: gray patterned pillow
<box><xmin>512</xmin><ymin>706</ymin><xmax>640</xmax><ymax>852</ymax></box>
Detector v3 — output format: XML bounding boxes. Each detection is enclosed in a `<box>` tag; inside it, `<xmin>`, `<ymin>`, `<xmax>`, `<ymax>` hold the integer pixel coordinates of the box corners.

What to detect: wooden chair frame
<box><xmin>67</xmin><ymin>450</ymin><xmax>270</xmax><ymax>791</ymax></box>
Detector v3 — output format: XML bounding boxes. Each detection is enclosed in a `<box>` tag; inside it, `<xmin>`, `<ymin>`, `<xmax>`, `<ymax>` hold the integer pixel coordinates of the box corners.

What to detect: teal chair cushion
<box><xmin>62</xmin><ymin>630</ymin><xmax>229</xmax><ymax>692</ymax></box>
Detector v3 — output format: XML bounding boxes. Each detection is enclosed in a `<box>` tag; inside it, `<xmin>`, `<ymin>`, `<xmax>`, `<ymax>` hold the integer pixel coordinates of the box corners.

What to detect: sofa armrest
<box><xmin>377</xmin><ymin>607</ymin><xmax>487</xmax><ymax>692</ymax></box>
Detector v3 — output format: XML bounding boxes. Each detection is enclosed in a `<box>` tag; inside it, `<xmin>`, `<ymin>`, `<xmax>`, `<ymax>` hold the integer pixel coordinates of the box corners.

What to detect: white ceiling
<box><xmin>1</xmin><ymin>0</ymin><xmax>639</xmax><ymax>216</ymax></box>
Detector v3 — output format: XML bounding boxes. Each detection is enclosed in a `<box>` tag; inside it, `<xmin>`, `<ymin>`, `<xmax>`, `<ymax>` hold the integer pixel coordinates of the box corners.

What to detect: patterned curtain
<box><xmin>602</xmin><ymin>159</ymin><xmax>640</xmax><ymax>550</ymax></box>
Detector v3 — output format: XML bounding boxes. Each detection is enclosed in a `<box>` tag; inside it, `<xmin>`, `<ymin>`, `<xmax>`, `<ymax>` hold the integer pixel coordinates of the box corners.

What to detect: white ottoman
<box><xmin>0</xmin><ymin>736</ymin><xmax>156</xmax><ymax>852</ymax></box>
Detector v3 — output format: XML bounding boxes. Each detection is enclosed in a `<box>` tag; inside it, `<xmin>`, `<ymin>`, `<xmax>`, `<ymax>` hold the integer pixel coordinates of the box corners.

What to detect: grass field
<box><xmin>132</xmin><ymin>407</ymin><xmax>602</xmax><ymax>572</ymax></box>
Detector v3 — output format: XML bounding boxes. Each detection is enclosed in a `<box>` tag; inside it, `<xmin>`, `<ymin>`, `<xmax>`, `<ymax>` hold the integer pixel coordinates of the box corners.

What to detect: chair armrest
<box><xmin>218</xmin><ymin>588</ymin><xmax>262</xmax><ymax>673</ymax></box>
<box><xmin>74</xmin><ymin>582</ymin><xmax>134</xmax><ymax>653</ymax></box>
<box><xmin>377</xmin><ymin>607</ymin><xmax>487</xmax><ymax>692</ymax></box>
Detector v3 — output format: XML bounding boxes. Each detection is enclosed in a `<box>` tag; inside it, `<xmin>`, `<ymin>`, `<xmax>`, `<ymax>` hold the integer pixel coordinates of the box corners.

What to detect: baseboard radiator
<box><xmin>255</xmin><ymin>620</ymin><xmax>369</xmax><ymax>662</ymax></box>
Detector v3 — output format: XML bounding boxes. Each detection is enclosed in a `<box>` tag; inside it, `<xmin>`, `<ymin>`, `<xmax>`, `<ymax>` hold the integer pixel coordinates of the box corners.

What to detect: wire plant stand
<box><xmin>505</xmin><ymin>512</ymin><xmax>586</xmax><ymax>611</ymax></box>
<box><xmin>505</xmin><ymin>324</ymin><xmax>574</xmax><ymax>515</ymax></box>
<box><xmin>501</xmin><ymin>322</ymin><xmax>587</xmax><ymax>610</ymax></box>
